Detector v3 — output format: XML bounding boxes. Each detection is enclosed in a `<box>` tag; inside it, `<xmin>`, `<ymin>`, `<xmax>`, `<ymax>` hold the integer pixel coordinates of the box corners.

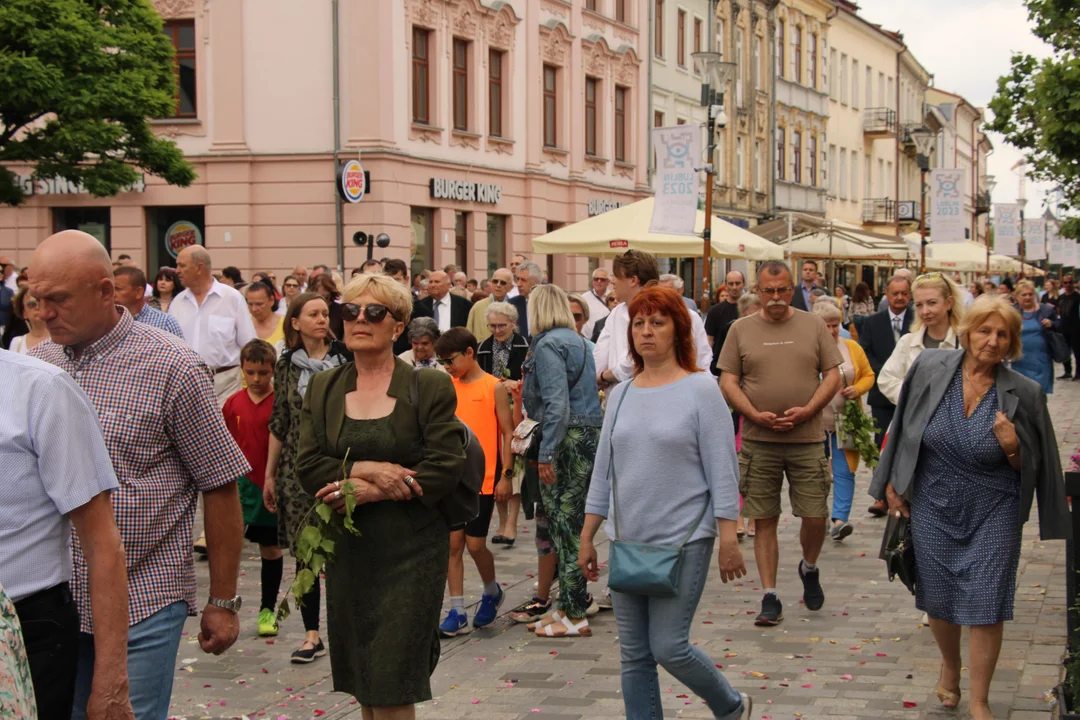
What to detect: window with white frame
<box><xmin>839</xmin><ymin>54</ymin><xmax>848</xmax><ymax>105</ymax></box>
<box><xmin>851</xmin><ymin>60</ymin><xmax>859</xmax><ymax>110</ymax></box>
<box><xmin>752</xmin><ymin>35</ymin><xmax>761</xmax><ymax>88</ymax></box>
<box><xmin>865</xmin><ymin>155</ymin><xmax>871</xmax><ymax>199</ymax></box>
<box><xmin>828</xmin><ymin>144</ymin><xmax>837</xmax><ymax>194</ymax></box>
<box><xmin>886</xmin><ymin>160</ymin><xmax>894</xmax><ymax>197</ymax></box>
<box><xmin>754</xmin><ymin>140</ymin><xmax>762</xmax><ymax>191</ymax></box>
<box><xmin>716</xmin><ymin>19</ymin><xmax>724</xmax><ymax>60</ymax></box>
<box><xmin>736</xmin><ymin>137</ymin><xmax>745</xmax><ymax>188</ymax></box>
<box><xmin>850</xmin><ymin>150</ymin><xmax>859</xmax><ymax>201</ymax></box>
<box><xmin>877</xmin><ymin>158</ymin><xmax>884</xmax><ymax>196</ymax></box>
<box><xmin>838</xmin><ymin>148</ymin><xmax>847</xmax><ymax>199</ymax></box>
<box><xmin>865</xmin><ymin>65</ymin><xmax>872</xmax><ymax>108</ymax></box>
<box><xmin>879</xmin><ymin>72</ymin><xmax>886</xmax><ymax>106</ymax></box>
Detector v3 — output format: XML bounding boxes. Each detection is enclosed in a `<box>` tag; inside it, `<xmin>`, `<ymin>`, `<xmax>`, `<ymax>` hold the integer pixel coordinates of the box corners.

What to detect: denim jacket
<box><xmin>522</xmin><ymin>327</ymin><xmax>603</xmax><ymax>464</ymax></box>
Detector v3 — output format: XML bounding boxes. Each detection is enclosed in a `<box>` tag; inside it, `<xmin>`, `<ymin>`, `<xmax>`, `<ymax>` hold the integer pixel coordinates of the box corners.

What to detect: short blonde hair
<box><xmin>1013</xmin><ymin>280</ymin><xmax>1037</xmax><ymax>297</ymax></box>
<box><xmin>486</xmin><ymin>300</ymin><xmax>519</xmax><ymax>324</ymax></box>
<box><xmin>528</xmin><ymin>284</ymin><xmax>576</xmax><ymax>334</ymax></box>
<box><xmin>957</xmin><ymin>294</ymin><xmax>1023</xmax><ymax>362</ymax></box>
<box><xmin>342</xmin><ymin>273</ymin><xmax>413</xmax><ymax>323</ymax></box>
<box><xmin>812</xmin><ymin>300</ymin><xmax>843</xmax><ymax>323</ymax></box>
<box><xmin>911</xmin><ymin>273</ymin><xmax>965</xmax><ymax>334</ymax></box>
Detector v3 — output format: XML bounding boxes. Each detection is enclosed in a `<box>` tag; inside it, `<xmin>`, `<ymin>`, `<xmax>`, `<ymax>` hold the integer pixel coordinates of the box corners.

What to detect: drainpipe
<box><xmin>647</xmin><ymin>0</ymin><xmax>654</xmax><ymax>189</ymax></box>
<box><xmin>332</xmin><ymin>0</ymin><xmax>344</xmax><ymax>273</ymax></box>
<box><xmin>894</xmin><ymin>47</ymin><xmax>901</xmax><ymax>246</ymax></box>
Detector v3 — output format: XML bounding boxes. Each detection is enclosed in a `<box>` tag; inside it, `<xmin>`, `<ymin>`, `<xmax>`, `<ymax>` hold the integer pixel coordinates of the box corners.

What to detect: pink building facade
<box><xmin>0</xmin><ymin>0</ymin><xmax>651</xmax><ymax>289</ymax></box>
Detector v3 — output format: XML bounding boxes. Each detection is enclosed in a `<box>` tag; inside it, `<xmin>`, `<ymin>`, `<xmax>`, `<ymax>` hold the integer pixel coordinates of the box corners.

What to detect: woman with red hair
<box><xmin>579</xmin><ymin>287</ymin><xmax>752</xmax><ymax>720</ymax></box>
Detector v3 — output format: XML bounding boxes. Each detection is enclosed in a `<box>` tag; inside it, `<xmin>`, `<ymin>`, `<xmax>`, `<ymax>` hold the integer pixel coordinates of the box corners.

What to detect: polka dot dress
<box><xmin>910</xmin><ymin>366</ymin><xmax>1022</xmax><ymax>625</ymax></box>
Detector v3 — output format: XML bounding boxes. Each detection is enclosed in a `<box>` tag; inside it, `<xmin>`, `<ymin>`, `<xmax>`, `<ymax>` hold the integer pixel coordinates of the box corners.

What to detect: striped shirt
<box><xmin>31</xmin><ymin>308</ymin><xmax>249</xmax><ymax>632</ymax></box>
<box><xmin>0</xmin><ymin>350</ymin><xmax>119</xmax><ymax>602</ymax></box>
<box><xmin>134</xmin><ymin>303</ymin><xmax>185</xmax><ymax>339</ymax></box>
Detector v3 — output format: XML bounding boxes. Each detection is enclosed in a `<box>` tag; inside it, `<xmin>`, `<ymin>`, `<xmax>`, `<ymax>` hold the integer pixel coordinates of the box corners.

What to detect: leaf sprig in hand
<box><xmin>838</xmin><ymin>399</ymin><xmax>881</xmax><ymax>470</ymax></box>
<box><xmin>277</xmin><ymin>450</ymin><xmax>360</xmax><ymax>621</ymax></box>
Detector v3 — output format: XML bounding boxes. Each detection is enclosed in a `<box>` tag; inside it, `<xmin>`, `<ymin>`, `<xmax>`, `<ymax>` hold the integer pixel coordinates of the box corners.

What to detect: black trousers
<box><xmin>1065</xmin><ymin>330</ymin><xmax>1080</xmax><ymax>376</ymax></box>
<box><xmin>871</xmin><ymin>405</ymin><xmax>895</xmax><ymax>450</ymax></box>
<box><xmin>15</xmin><ymin>583</ymin><xmax>80</xmax><ymax>720</ymax></box>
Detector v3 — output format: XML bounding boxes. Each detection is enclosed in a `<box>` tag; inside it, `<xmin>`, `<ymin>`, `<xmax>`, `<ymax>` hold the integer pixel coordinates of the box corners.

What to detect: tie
<box><xmin>892</xmin><ymin>316</ymin><xmax>902</xmax><ymax>339</ymax></box>
<box><xmin>433</xmin><ymin>299</ymin><xmax>441</xmax><ymax>327</ymax></box>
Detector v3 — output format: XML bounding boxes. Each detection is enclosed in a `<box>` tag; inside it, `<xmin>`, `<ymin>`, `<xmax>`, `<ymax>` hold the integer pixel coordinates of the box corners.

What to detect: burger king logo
<box><xmin>339</xmin><ymin>159</ymin><xmax>365</xmax><ymax>203</ymax></box>
<box><xmin>165</xmin><ymin>221</ymin><xmax>203</xmax><ymax>259</ymax></box>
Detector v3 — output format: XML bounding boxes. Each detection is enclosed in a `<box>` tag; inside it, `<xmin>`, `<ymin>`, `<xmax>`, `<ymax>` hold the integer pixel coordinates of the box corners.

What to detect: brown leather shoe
<box><xmin>867</xmin><ymin>500</ymin><xmax>888</xmax><ymax>517</ymax></box>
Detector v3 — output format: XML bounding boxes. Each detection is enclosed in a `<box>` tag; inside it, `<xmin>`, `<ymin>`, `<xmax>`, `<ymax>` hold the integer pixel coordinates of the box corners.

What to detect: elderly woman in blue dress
<box><xmin>1011</xmin><ymin>280</ymin><xmax>1060</xmax><ymax>394</ymax></box>
<box><xmin>869</xmin><ymin>294</ymin><xmax>1069</xmax><ymax>720</ymax></box>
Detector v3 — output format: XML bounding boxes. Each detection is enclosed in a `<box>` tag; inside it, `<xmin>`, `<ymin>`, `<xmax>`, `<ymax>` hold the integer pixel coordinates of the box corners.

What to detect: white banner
<box><xmin>1049</xmin><ymin>223</ymin><xmax>1064</xmax><ymax>265</ymax></box>
<box><xmin>1066</xmin><ymin>239</ymin><xmax>1078</xmax><ymax>268</ymax></box>
<box><xmin>930</xmin><ymin>169</ymin><xmax>966</xmax><ymax>244</ymax></box>
<box><xmin>650</xmin><ymin>125</ymin><xmax>702</xmax><ymax>236</ymax></box>
<box><xmin>1024</xmin><ymin>219</ymin><xmax>1047</xmax><ymax>261</ymax></box>
<box><xmin>993</xmin><ymin>203</ymin><xmax>1022</xmax><ymax>257</ymax></box>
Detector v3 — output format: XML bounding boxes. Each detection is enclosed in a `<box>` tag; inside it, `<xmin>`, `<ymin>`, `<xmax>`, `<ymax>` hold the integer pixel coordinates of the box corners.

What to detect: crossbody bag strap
<box><xmin>569</xmin><ymin>336</ymin><xmax>588</xmax><ymax>388</ymax></box>
<box><xmin>608</xmin><ymin>385</ymin><xmax>631</xmax><ymax>541</ymax></box>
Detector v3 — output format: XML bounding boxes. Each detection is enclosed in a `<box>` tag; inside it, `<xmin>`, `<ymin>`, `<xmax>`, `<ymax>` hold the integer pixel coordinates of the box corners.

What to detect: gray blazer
<box><xmin>868</xmin><ymin>348</ymin><xmax>1070</xmax><ymax>540</ymax></box>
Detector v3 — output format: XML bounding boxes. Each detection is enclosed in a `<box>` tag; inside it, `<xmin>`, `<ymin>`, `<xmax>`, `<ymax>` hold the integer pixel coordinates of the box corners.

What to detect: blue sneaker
<box><xmin>473</xmin><ymin>586</ymin><xmax>505</xmax><ymax>629</ymax></box>
<box><xmin>438</xmin><ymin>608</ymin><xmax>471</xmax><ymax>638</ymax></box>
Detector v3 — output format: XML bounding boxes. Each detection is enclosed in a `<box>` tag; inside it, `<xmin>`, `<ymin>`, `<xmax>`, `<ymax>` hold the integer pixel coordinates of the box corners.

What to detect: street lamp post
<box><xmin>982</xmin><ymin>174</ymin><xmax>997</xmax><ymax>276</ymax></box>
<box><xmin>1018</xmin><ymin>190</ymin><xmax>1028</xmax><ymax>280</ymax></box>
<box><xmin>909</xmin><ymin>127</ymin><xmax>935</xmax><ymax>274</ymax></box>
<box><xmin>691</xmin><ymin>52</ymin><xmax>735</xmax><ymax>311</ymax></box>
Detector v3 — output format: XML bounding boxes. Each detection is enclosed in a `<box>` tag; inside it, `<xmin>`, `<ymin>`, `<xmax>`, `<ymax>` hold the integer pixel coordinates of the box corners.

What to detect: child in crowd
<box><xmin>223</xmin><ymin>339</ymin><xmax>282</xmax><ymax>637</ymax></box>
<box><xmin>434</xmin><ymin>328</ymin><xmax>515</xmax><ymax>636</ymax></box>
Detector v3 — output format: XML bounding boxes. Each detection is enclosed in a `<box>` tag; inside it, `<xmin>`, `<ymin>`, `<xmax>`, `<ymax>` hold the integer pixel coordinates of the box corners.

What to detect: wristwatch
<box><xmin>503</xmin><ymin>469</ymin><xmax>514</xmax><ymax>478</ymax></box>
<box><xmin>207</xmin><ymin>595</ymin><xmax>243</xmax><ymax>614</ymax></box>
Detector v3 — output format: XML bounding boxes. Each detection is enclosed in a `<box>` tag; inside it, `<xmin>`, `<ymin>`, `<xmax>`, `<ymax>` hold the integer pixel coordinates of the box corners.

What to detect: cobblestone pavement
<box><xmin>168</xmin><ymin>379</ymin><xmax>1080</xmax><ymax>720</ymax></box>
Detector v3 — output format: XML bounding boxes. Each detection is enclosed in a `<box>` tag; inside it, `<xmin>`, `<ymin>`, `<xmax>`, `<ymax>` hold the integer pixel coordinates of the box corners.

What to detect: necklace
<box><xmin>963</xmin><ymin>368</ymin><xmax>993</xmax><ymax>409</ymax></box>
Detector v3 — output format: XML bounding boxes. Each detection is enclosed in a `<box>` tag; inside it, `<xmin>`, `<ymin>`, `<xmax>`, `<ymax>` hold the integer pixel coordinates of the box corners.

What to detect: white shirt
<box><xmin>168</xmin><ymin>279</ymin><xmax>257</xmax><ymax>369</ymax></box>
<box><xmin>888</xmin><ymin>308</ymin><xmax>906</xmax><ymax>340</ymax></box>
<box><xmin>0</xmin><ymin>350</ymin><xmax>120</xmax><ymax>601</ymax></box>
<box><xmin>3</xmin><ymin>273</ymin><xmax>17</xmax><ymax>293</ymax></box>
<box><xmin>594</xmin><ymin>302</ymin><xmax>713</xmax><ymax>382</ymax></box>
<box><xmin>581</xmin><ymin>289</ymin><xmax>610</xmax><ymax>340</ymax></box>
<box><xmin>507</xmin><ymin>285</ymin><xmax>520</xmax><ymax>299</ymax></box>
<box><xmin>878</xmin><ymin>325</ymin><xmax>960</xmax><ymax>406</ymax></box>
<box><xmin>431</xmin><ymin>294</ymin><xmax>452</xmax><ymax>333</ymax></box>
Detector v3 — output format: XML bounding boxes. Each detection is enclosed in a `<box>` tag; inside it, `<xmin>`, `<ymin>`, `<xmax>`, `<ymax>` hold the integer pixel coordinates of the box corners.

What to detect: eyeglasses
<box><xmin>572</xmin><ymin>312</ymin><xmax>584</xmax><ymax>321</ymax></box>
<box><xmin>488</xmin><ymin>323</ymin><xmax>510</xmax><ymax>332</ymax></box>
<box><xmin>436</xmin><ymin>352</ymin><xmax>462</xmax><ymax>366</ymax></box>
<box><xmin>283</xmin><ymin>283</ymin><xmax>300</xmax><ymax>289</ymax></box>
<box><xmin>341</xmin><ymin>303</ymin><xmax>397</xmax><ymax>324</ymax></box>
<box><xmin>758</xmin><ymin>286</ymin><xmax>793</xmax><ymax>296</ymax></box>
<box><xmin>491</xmin><ymin>279</ymin><xmax>510</xmax><ymax>286</ymax></box>
<box><xmin>593</xmin><ymin>277</ymin><xmax>610</xmax><ymax>283</ymax></box>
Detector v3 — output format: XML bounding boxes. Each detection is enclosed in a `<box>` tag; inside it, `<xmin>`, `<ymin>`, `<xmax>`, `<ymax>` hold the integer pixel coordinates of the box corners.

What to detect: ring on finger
<box><xmin>405</xmin><ymin>477</ymin><xmax>415</xmax><ymax>486</ymax></box>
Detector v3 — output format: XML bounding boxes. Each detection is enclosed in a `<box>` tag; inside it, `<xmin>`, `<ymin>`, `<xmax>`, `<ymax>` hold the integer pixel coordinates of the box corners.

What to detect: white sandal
<box><xmin>526</xmin><ymin>610</ymin><xmax>563</xmax><ymax>632</ymax></box>
<box><xmin>537</xmin><ymin>615</ymin><xmax>591</xmax><ymax>637</ymax></box>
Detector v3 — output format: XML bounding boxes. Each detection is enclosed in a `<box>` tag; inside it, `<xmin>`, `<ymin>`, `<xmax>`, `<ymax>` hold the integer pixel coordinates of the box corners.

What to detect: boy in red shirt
<box><xmin>223</xmin><ymin>339</ymin><xmax>281</xmax><ymax>637</ymax></box>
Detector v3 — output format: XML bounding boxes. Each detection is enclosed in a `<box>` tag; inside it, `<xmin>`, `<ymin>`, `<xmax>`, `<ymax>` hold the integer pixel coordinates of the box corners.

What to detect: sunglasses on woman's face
<box><xmin>341</xmin><ymin>303</ymin><xmax>396</xmax><ymax>324</ymax></box>
<box><xmin>572</xmin><ymin>312</ymin><xmax>584</xmax><ymax>321</ymax></box>
<box><xmin>283</xmin><ymin>282</ymin><xmax>300</xmax><ymax>289</ymax></box>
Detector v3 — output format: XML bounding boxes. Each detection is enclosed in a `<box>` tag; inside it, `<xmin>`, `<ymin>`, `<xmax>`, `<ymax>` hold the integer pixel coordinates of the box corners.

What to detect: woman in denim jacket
<box><xmin>522</xmin><ymin>284</ymin><xmax>604</xmax><ymax>637</ymax></box>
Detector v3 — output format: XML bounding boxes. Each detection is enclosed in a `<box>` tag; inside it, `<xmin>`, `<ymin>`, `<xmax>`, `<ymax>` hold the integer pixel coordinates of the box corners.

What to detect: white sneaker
<box><xmin>585</xmin><ymin>594</ymin><xmax>600</xmax><ymax>617</ymax></box>
<box><xmin>737</xmin><ymin>692</ymin><xmax>753</xmax><ymax>719</ymax></box>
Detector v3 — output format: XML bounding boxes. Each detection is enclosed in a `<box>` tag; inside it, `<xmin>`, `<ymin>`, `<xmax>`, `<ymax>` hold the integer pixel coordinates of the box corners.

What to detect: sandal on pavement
<box><xmin>536</xmin><ymin>616</ymin><xmax>591</xmax><ymax>637</ymax></box>
<box><xmin>935</xmin><ymin>684</ymin><xmax>960</xmax><ymax>709</ymax></box>
<box><xmin>526</xmin><ymin>610</ymin><xmax>562</xmax><ymax>632</ymax></box>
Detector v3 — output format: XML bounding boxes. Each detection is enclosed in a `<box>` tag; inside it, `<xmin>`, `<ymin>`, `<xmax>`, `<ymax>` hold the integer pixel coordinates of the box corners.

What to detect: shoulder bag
<box><xmin>512</xmin><ymin>337</ymin><xmax>588</xmax><ymax>461</ymax></box>
<box><xmin>605</xmin><ymin>385</ymin><xmax>711</xmax><ymax>597</ymax></box>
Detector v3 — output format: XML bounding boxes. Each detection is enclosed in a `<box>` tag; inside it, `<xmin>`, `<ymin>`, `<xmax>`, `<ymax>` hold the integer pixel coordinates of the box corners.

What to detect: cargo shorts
<box><xmin>738</xmin><ymin>439</ymin><xmax>831</xmax><ymax>519</ymax></box>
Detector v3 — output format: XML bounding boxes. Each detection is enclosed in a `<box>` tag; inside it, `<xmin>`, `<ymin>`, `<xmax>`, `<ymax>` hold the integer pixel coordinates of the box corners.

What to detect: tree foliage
<box><xmin>0</xmin><ymin>0</ymin><xmax>196</xmax><ymax>206</ymax></box>
<box><xmin>988</xmin><ymin>0</ymin><xmax>1080</xmax><ymax>238</ymax></box>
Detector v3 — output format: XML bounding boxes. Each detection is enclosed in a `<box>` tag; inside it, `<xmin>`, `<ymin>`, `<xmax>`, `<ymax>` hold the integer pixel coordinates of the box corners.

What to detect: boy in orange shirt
<box><xmin>223</xmin><ymin>339</ymin><xmax>282</xmax><ymax>637</ymax></box>
<box><xmin>434</xmin><ymin>328</ymin><xmax>515</xmax><ymax>636</ymax></box>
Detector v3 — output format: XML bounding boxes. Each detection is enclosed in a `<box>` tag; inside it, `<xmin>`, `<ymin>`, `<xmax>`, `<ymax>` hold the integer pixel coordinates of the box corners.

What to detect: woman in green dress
<box><xmin>264</xmin><ymin>292</ymin><xmax>350</xmax><ymax>663</ymax></box>
<box><xmin>297</xmin><ymin>274</ymin><xmax>466</xmax><ymax>719</ymax></box>
<box><xmin>0</xmin><ymin>583</ymin><xmax>36</xmax><ymax>718</ymax></box>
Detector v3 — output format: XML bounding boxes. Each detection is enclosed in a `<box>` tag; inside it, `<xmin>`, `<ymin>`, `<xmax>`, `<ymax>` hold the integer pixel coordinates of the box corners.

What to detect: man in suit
<box><xmin>509</xmin><ymin>260</ymin><xmax>542</xmax><ymax>341</ymax></box>
<box><xmin>417</xmin><ymin>270</ymin><xmax>471</xmax><ymax>336</ymax></box>
<box><xmin>877</xmin><ymin>268</ymin><xmax>914</xmax><ymax>312</ymax></box>
<box><xmin>858</xmin><ymin>273</ymin><xmax>912</xmax><ymax>516</ymax></box>
<box><xmin>791</xmin><ymin>259</ymin><xmax>826</xmax><ymax>312</ymax></box>
<box><xmin>385</xmin><ymin>259</ymin><xmax>433</xmax><ymax>355</ymax></box>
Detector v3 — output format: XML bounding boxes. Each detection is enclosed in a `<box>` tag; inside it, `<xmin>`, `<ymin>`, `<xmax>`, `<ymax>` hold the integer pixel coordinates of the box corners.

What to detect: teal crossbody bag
<box><xmin>605</xmin><ymin>386</ymin><xmax>712</xmax><ymax>597</ymax></box>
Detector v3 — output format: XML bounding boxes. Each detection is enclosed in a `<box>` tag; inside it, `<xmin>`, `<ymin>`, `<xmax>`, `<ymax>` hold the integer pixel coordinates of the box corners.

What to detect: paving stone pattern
<box><xmin>167</xmin><ymin>380</ymin><xmax>1080</xmax><ymax>720</ymax></box>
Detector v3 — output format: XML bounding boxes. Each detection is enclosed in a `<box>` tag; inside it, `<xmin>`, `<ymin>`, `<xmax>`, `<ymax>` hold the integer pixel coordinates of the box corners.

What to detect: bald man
<box><xmin>170</xmin><ymin>246</ymin><xmax>257</xmax><ymax>406</ymax></box>
<box><xmin>417</xmin><ymin>269</ymin><xmax>472</xmax><ymax>332</ymax></box>
<box><xmin>29</xmin><ymin>231</ymin><xmax>249</xmax><ymax>720</ymax></box>
<box><xmin>466</xmin><ymin>268</ymin><xmax>513</xmax><ymax>343</ymax></box>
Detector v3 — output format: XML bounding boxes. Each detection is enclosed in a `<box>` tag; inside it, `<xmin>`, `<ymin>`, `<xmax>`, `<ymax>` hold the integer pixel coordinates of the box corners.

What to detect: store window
<box><xmin>146</xmin><ymin>206</ymin><xmax>205</xmax><ymax>272</ymax></box>
<box><xmin>410</xmin><ymin>207</ymin><xmax>434</xmax><ymax>280</ymax></box>
<box><xmin>162</xmin><ymin>21</ymin><xmax>197</xmax><ymax>118</ymax></box>
<box><xmin>455</xmin><ymin>211</ymin><xmax>469</xmax><ymax>275</ymax></box>
<box><xmin>54</xmin><ymin>208</ymin><xmax>111</xmax><ymax>254</ymax></box>
<box><xmin>486</xmin><ymin>215</ymin><xmax>506</xmax><ymax>278</ymax></box>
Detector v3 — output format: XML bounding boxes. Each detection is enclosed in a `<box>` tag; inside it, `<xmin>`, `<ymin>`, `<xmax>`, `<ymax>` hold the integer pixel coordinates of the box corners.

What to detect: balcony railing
<box><xmin>863</xmin><ymin>198</ymin><xmax>896</xmax><ymax>225</ymax></box>
<box><xmin>863</xmin><ymin>108</ymin><xmax>897</xmax><ymax>138</ymax></box>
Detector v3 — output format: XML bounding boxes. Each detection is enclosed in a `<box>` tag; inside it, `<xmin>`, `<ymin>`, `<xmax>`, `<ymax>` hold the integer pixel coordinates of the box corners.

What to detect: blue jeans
<box><xmin>72</xmin><ymin>601</ymin><xmax>188</xmax><ymax>720</ymax></box>
<box><xmin>612</xmin><ymin>539</ymin><xmax>744</xmax><ymax>719</ymax></box>
<box><xmin>828</xmin><ymin>432</ymin><xmax>856</xmax><ymax>522</ymax></box>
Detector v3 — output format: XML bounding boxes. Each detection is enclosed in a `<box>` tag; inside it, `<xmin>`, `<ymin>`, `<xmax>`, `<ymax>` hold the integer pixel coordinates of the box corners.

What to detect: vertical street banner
<box><xmin>650</xmin><ymin>125</ymin><xmax>702</xmax><ymax>237</ymax></box>
<box><xmin>1048</xmin><ymin>223</ymin><xmax>1064</xmax><ymax>265</ymax></box>
<box><xmin>1066</xmin><ymin>239</ymin><xmax>1078</xmax><ymax>268</ymax></box>
<box><xmin>993</xmin><ymin>203</ymin><xmax>1022</xmax><ymax>257</ymax></box>
<box><xmin>929</xmin><ymin>169</ymin><xmax>966</xmax><ymax>243</ymax></box>
<box><xmin>1024</xmin><ymin>219</ymin><xmax>1047</xmax><ymax>261</ymax></box>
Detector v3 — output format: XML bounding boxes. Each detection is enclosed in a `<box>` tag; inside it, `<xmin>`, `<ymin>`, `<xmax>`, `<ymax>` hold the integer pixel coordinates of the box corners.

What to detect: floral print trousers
<box><xmin>0</xmin><ymin>584</ymin><xmax>36</xmax><ymax>718</ymax></box>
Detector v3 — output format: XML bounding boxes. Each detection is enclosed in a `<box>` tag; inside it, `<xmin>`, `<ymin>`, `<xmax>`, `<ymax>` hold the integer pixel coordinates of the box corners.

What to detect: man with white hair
<box><xmin>659</xmin><ymin>273</ymin><xmax>699</xmax><ymax>313</ymax></box>
<box><xmin>467</xmin><ymin>267</ymin><xmax>514</xmax><ymax>343</ymax></box>
<box><xmin>581</xmin><ymin>268</ymin><xmax>611</xmax><ymax>339</ymax></box>
<box><xmin>417</xmin><ymin>270</ymin><xmax>472</xmax><ymax>332</ymax></box>
<box><xmin>169</xmin><ymin>246</ymin><xmax>257</xmax><ymax>406</ymax></box>
<box><xmin>452</xmin><ymin>271</ymin><xmax>468</xmax><ymax>289</ymax></box>
<box><xmin>509</xmin><ymin>260</ymin><xmax>542</xmax><ymax>340</ymax></box>
<box><xmin>877</xmin><ymin>268</ymin><xmax>914</xmax><ymax>312</ymax></box>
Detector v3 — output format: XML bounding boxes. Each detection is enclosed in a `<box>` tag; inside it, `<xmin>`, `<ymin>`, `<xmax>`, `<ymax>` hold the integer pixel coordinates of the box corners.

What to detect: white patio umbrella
<box><xmin>924</xmin><ymin>241</ymin><xmax>992</xmax><ymax>272</ymax></box>
<box><xmin>530</xmin><ymin>197</ymin><xmax>784</xmax><ymax>260</ymax></box>
<box><xmin>757</xmin><ymin>213</ymin><xmax>913</xmax><ymax>260</ymax></box>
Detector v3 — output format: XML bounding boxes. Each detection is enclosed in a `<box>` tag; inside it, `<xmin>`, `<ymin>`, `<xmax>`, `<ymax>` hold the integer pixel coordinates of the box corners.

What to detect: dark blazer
<box><xmin>417</xmin><ymin>293</ymin><xmax>472</xmax><ymax>330</ymax></box>
<box><xmin>509</xmin><ymin>295</ymin><xmax>530</xmax><ymax>341</ymax></box>
<box><xmin>476</xmin><ymin>332</ymin><xmax>530</xmax><ymax>380</ymax></box>
<box><xmin>868</xmin><ymin>349</ymin><xmax>1070</xmax><ymax>540</ymax></box>
<box><xmin>790</xmin><ymin>283</ymin><xmax>828</xmax><ymax>312</ymax></box>
<box><xmin>393</xmin><ymin>303</ymin><xmax>434</xmax><ymax>356</ymax></box>
<box><xmin>296</xmin><ymin>358</ymin><xmax>466</xmax><ymax>529</ymax></box>
<box><xmin>858</xmin><ymin>306</ymin><xmax>913</xmax><ymax>408</ymax></box>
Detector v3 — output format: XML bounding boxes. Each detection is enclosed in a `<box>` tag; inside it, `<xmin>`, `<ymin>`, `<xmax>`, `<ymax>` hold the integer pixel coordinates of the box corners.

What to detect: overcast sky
<box><xmin>855</xmin><ymin>0</ymin><xmax>1058</xmax><ymax>215</ymax></box>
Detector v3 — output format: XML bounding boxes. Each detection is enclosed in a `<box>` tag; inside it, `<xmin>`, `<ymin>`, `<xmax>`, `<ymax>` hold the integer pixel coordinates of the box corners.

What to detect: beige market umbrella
<box><xmin>924</xmin><ymin>241</ymin><xmax>992</xmax><ymax>272</ymax></box>
<box><xmin>758</xmin><ymin>214</ymin><xmax>913</xmax><ymax>260</ymax></box>
<box><xmin>530</xmin><ymin>197</ymin><xmax>784</xmax><ymax>260</ymax></box>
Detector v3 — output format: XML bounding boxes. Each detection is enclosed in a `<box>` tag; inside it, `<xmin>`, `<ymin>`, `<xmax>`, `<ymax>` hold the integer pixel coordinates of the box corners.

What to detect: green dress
<box><xmin>326</xmin><ymin>415</ymin><xmax>449</xmax><ymax>706</ymax></box>
<box><xmin>0</xmin><ymin>584</ymin><xmax>36</xmax><ymax>718</ymax></box>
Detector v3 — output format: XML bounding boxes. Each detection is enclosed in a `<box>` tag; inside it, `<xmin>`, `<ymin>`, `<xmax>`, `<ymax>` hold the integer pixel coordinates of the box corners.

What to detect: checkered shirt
<box><xmin>134</xmin><ymin>303</ymin><xmax>185</xmax><ymax>340</ymax></box>
<box><xmin>31</xmin><ymin>308</ymin><xmax>250</xmax><ymax>632</ymax></box>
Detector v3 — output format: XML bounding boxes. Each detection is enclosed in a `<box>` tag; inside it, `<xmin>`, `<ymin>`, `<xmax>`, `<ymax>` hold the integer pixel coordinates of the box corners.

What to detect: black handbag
<box><xmin>881</xmin><ymin>513</ymin><xmax>916</xmax><ymax>595</ymax></box>
<box><xmin>1047</xmin><ymin>328</ymin><xmax>1071</xmax><ymax>364</ymax></box>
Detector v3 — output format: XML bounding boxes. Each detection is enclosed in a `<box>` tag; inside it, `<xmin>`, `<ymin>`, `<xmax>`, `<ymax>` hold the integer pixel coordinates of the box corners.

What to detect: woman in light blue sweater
<box><xmin>579</xmin><ymin>287</ymin><xmax>751</xmax><ymax>720</ymax></box>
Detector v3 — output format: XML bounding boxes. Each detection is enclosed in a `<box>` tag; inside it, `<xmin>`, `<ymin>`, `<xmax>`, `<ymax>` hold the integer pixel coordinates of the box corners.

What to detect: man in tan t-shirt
<box><xmin>718</xmin><ymin>260</ymin><xmax>842</xmax><ymax>627</ymax></box>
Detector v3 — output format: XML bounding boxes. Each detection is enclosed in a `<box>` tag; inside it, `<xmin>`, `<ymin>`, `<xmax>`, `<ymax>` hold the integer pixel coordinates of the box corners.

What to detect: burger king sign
<box><xmin>165</xmin><ymin>221</ymin><xmax>203</xmax><ymax>259</ymax></box>
<box><xmin>339</xmin><ymin>159</ymin><xmax>366</xmax><ymax>203</ymax></box>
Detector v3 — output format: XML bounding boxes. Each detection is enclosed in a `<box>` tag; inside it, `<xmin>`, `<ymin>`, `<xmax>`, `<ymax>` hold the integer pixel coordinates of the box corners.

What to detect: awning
<box><xmin>530</xmin><ymin>197</ymin><xmax>784</xmax><ymax>260</ymax></box>
<box><xmin>754</xmin><ymin>212</ymin><xmax>913</xmax><ymax>260</ymax></box>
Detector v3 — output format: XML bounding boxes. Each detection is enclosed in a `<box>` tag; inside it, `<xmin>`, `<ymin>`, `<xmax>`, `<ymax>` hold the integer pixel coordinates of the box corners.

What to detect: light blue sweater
<box><xmin>585</xmin><ymin>372</ymin><xmax>740</xmax><ymax>546</ymax></box>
